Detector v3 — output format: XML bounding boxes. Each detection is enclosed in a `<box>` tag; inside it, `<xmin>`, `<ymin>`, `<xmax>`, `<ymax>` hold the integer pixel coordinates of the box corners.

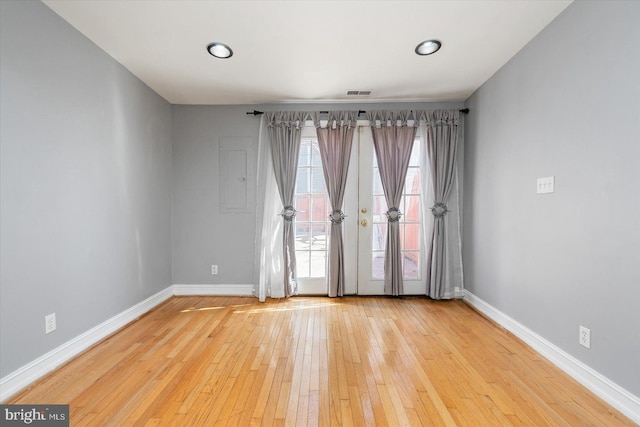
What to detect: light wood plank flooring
<box><xmin>8</xmin><ymin>296</ymin><xmax>636</xmax><ymax>426</ymax></box>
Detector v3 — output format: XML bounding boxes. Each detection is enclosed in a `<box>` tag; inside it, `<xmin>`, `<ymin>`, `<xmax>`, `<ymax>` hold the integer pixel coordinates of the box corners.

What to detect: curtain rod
<box><xmin>245</xmin><ymin>108</ymin><xmax>469</xmax><ymax>116</ymax></box>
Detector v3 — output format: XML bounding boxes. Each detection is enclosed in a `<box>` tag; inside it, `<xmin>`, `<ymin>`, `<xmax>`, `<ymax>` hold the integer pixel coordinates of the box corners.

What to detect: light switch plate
<box><xmin>537</xmin><ymin>176</ymin><xmax>555</xmax><ymax>194</ymax></box>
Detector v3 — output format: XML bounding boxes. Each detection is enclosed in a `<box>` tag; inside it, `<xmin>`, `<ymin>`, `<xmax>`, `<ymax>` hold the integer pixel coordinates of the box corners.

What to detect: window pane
<box><xmin>296</xmin><ymin>251</ymin><xmax>310</xmax><ymax>278</ymax></box>
<box><xmin>403</xmin><ymin>224</ymin><xmax>420</xmax><ymax>251</ymax></box>
<box><xmin>404</xmin><ymin>168</ymin><xmax>420</xmax><ymax>194</ymax></box>
<box><xmin>295</xmin><ymin>195</ymin><xmax>310</xmax><ymax>221</ymax></box>
<box><xmin>404</xmin><ymin>196</ymin><xmax>420</xmax><ymax>222</ymax></box>
<box><xmin>296</xmin><ymin>168</ymin><xmax>309</xmax><ymax>193</ymax></box>
<box><xmin>295</xmin><ymin>228</ymin><xmax>311</xmax><ymax>249</ymax></box>
<box><xmin>372</xmin><ymin>195</ymin><xmax>388</xmax><ymax>218</ymax></box>
<box><xmin>311</xmin><ymin>145</ymin><xmax>322</xmax><ymax>166</ymax></box>
<box><xmin>372</xmin><ymin>223</ymin><xmax>386</xmax><ymax>251</ymax></box>
<box><xmin>373</xmin><ymin>170</ymin><xmax>384</xmax><ymax>195</ymax></box>
<box><xmin>372</xmin><ymin>252</ymin><xmax>385</xmax><ymax>279</ymax></box>
<box><xmin>310</xmin><ymin>227</ymin><xmax>327</xmax><ymax>250</ymax></box>
<box><xmin>299</xmin><ymin>142</ymin><xmax>311</xmax><ymax>167</ymax></box>
<box><xmin>409</xmin><ymin>141</ymin><xmax>420</xmax><ymax>167</ymax></box>
<box><xmin>311</xmin><ymin>168</ymin><xmax>326</xmax><ymax>193</ymax></box>
<box><xmin>403</xmin><ymin>253</ymin><xmax>419</xmax><ymax>279</ymax></box>
<box><xmin>311</xmin><ymin>196</ymin><xmax>327</xmax><ymax>222</ymax></box>
<box><xmin>310</xmin><ymin>251</ymin><xmax>326</xmax><ymax>277</ymax></box>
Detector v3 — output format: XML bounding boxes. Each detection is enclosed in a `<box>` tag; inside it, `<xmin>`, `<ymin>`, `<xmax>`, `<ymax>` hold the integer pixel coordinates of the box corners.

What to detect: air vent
<box><xmin>346</xmin><ymin>90</ymin><xmax>372</xmax><ymax>96</ymax></box>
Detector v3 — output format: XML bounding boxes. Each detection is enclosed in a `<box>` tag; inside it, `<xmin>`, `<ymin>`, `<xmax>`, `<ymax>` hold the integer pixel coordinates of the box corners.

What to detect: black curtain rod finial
<box><xmin>246</xmin><ymin>110</ymin><xmax>263</xmax><ymax>116</ymax></box>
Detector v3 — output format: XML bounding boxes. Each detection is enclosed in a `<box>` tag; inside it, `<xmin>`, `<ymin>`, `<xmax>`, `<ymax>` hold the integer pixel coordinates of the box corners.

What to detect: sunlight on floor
<box><xmin>179</xmin><ymin>306</ymin><xmax>227</xmax><ymax>313</ymax></box>
<box><xmin>234</xmin><ymin>298</ymin><xmax>342</xmax><ymax>314</ymax></box>
<box><xmin>179</xmin><ymin>298</ymin><xmax>342</xmax><ymax>314</ymax></box>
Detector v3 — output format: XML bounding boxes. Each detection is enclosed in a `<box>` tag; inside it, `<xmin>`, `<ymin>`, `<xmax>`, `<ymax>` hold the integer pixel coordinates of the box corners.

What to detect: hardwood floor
<box><xmin>8</xmin><ymin>296</ymin><xmax>635</xmax><ymax>426</ymax></box>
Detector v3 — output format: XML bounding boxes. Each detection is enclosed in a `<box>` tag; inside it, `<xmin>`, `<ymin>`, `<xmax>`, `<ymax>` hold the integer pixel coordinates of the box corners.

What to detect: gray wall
<box><xmin>0</xmin><ymin>1</ymin><xmax>173</xmax><ymax>377</ymax></box>
<box><xmin>171</xmin><ymin>102</ymin><xmax>462</xmax><ymax>286</ymax></box>
<box><xmin>464</xmin><ymin>0</ymin><xmax>640</xmax><ymax>396</ymax></box>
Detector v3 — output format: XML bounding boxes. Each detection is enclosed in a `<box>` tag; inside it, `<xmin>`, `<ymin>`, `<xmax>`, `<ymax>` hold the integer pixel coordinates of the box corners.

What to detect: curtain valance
<box><xmin>417</xmin><ymin>109</ymin><xmax>460</xmax><ymax>126</ymax></box>
<box><xmin>264</xmin><ymin>111</ymin><xmax>306</xmax><ymax>129</ymax></box>
<box><xmin>366</xmin><ymin>110</ymin><xmax>419</xmax><ymax>128</ymax></box>
<box><xmin>263</xmin><ymin>109</ymin><xmax>461</xmax><ymax>127</ymax></box>
<box><xmin>312</xmin><ymin>111</ymin><xmax>358</xmax><ymax>129</ymax></box>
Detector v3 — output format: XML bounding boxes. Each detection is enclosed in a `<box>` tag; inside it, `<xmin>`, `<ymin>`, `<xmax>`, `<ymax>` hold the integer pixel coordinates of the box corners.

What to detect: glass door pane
<box><xmin>357</xmin><ymin>129</ymin><xmax>426</xmax><ymax>295</ymax></box>
<box><xmin>294</xmin><ymin>137</ymin><xmax>330</xmax><ymax>294</ymax></box>
<box><xmin>370</xmin><ymin>140</ymin><xmax>422</xmax><ymax>281</ymax></box>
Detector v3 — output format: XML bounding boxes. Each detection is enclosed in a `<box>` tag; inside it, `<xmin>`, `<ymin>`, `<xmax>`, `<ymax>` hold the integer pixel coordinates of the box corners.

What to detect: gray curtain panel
<box><xmin>313</xmin><ymin>111</ymin><xmax>357</xmax><ymax>297</ymax></box>
<box><xmin>265</xmin><ymin>111</ymin><xmax>305</xmax><ymax>297</ymax></box>
<box><xmin>366</xmin><ymin>111</ymin><xmax>418</xmax><ymax>296</ymax></box>
<box><xmin>423</xmin><ymin>110</ymin><xmax>460</xmax><ymax>299</ymax></box>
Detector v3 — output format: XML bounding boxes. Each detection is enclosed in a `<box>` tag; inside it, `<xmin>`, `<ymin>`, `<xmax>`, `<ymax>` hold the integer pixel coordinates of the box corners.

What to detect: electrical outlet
<box><xmin>45</xmin><ymin>313</ymin><xmax>56</xmax><ymax>334</ymax></box>
<box><xmin>579</xmin><ymin>325</ymin><xmax>591</xmax><ymax>349</ymax></box>
<box><xmin>211</xmin><ymin>265</ymin><xmax>218</xmax><ymax>275</ymax></box>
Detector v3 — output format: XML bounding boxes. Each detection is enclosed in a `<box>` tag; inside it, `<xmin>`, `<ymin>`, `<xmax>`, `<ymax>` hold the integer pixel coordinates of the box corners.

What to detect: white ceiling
<box><xmin>42</xmin><ymin>0</ymin><xmax>572</xmax><ymax>105</ymax></box>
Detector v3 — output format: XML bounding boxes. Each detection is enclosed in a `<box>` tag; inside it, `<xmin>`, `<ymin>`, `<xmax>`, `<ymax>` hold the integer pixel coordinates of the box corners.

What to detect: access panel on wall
<box><xmin>219</xmin><ymin>136</ymin><xmax>255</xmax><ymax>213</ymax></box>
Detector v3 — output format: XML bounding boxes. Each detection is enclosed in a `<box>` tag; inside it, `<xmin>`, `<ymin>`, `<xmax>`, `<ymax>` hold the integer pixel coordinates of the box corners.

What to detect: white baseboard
<box><xmin>464</xmin><ymin>290</ymin><xmax>640</xmax><ymax>425</ymax></box>
<box><xmin>172</xmin><ymin>284</ymin><xmax>255</xmax><ymax>296</ymax></box>
<box><xmin>0</xmin><ymin>286</ymin><xmax>174</xmax><ymax>402</ymax></box>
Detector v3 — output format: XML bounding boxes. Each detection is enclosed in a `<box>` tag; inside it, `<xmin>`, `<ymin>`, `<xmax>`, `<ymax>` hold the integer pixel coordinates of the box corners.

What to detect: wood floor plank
<box><xmin>7</xmin><ymin>296</ymin><xmax>636</xmax><ymax>426</ymax></box>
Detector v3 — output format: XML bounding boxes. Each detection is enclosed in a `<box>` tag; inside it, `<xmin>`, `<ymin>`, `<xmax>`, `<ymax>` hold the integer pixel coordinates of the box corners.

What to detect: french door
<box><xmin>294</xmin><ymin>127</ymin><xmax>425</xmax><ymax>295</ymax></box>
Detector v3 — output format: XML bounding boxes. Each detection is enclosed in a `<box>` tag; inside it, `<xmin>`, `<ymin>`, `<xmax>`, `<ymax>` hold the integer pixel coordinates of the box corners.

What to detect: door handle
<box><xmin>361</xmin><ymin>208</ymin><xmax>367</xmax><ymax>214</ymax></box>
<box><xmin>361</xmin><ymin>219</ymin><xmax>367</xmax><ymax>227</ymax></box>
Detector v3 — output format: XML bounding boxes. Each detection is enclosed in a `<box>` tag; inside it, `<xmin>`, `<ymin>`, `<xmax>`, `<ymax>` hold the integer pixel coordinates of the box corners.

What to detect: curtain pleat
<box><xmin>313</xmin><ymin>111</ymin><xmax>356</xmax><ymax>297</ymax></box>
<box><xmin>366</xmin><ymin>111</ymin><xmax>418</xmax><ymax>296</ymax></box>
<box><xmin>265</xmin><ymin>111</ymin><xmax>305</xmax><ymax>297</ymax></box>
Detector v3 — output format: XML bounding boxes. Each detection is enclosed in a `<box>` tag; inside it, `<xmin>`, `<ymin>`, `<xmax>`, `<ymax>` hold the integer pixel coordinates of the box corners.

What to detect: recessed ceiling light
<box><xmin>415</xmin><ymin>40</ymin><xmax>442</xmax><ymax>56</ymax></box>
<box><xmin>207</xmin><ymin>42</ymin><xmax>233</xmax><ymax>59</ymax></box>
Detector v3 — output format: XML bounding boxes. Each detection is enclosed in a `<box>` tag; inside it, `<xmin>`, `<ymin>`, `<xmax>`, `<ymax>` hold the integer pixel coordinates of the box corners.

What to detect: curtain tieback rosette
<box><xmin>280</xmin><ymin>205</ymin><xmax>297</xmax><ymax>221</ymax></box>
<box><xmin>385</xmin><ymin>207</ymin><xmax>402</xmax><ymax>222</ymax></box>
<box><xmin>329</xmin><ymin>210</ymin><xmax>346</xmax><ymax>225</ymax></box>
<box><xmin>430</xmin><ymin>202</ymin><xmax>450</xmax><ymax>219</ymax></box>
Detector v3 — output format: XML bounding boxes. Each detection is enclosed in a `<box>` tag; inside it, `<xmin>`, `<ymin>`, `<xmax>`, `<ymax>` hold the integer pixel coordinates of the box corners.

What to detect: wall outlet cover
<box><xmin>579</xmin><ymin>325</ymin><xmax>591</xmax><ymax>349</ymax></box>
<box><xmin>45</xmin><ymin>313</ymin><xmax>56</xmax><ymax>334</ymax></box>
